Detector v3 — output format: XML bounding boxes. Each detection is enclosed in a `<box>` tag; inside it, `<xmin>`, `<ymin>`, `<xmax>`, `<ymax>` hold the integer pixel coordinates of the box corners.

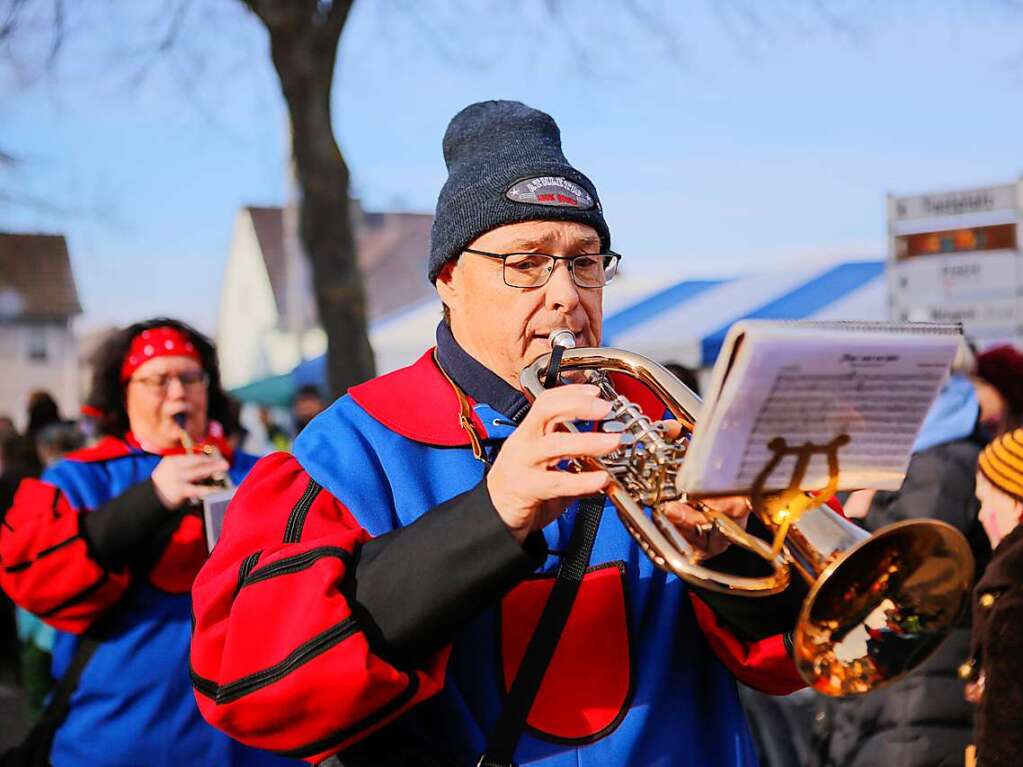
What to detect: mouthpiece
<box><xmin>173</xmin><ymin>413</ymin><xmax>195</xmax><ymax>452</ymax></box>
<box><xmin>549</xmin><ymin>329</ymin><xmax>577</xmax><ymax>349</ymax></box>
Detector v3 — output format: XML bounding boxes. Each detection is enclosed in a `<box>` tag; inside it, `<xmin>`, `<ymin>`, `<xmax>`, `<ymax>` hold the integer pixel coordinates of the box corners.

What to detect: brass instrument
<box><xmin>174</xmin><ymin>413</ymin><xmax>231</xmax><ymax>490</ymax></box>
<box><xmin>520</xmin><ymin>337</ymin><xmax>974</xmax><ymax>696</ymax></box>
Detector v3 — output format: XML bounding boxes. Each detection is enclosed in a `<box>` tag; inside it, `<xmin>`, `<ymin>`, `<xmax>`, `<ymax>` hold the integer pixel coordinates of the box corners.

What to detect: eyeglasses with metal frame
<box><xmin>462</xmin><ymin>248</ymin><xmax>621</xmax><ymax>289</ymax></box>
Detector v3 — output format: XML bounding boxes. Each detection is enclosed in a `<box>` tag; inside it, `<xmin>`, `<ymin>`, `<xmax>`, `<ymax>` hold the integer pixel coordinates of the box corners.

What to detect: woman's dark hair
<box><xmin>87</xmin><ymin>317</ymin><xmax>233</xmax><ymax>439</ymax></box>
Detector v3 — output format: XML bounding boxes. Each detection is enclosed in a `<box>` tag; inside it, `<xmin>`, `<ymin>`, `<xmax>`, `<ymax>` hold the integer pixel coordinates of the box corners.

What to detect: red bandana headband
<box><xmin>121</xmin><ymin>326</ymin><xmax>202</xmax><ymax>382</ymax></box>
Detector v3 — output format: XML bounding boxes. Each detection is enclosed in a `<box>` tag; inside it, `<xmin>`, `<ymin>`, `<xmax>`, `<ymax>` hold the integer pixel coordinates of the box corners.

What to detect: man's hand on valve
<box><xmin>655</xmin><ymin>420</ymin><xmax>752</xmax><ymax>560</ymax></box>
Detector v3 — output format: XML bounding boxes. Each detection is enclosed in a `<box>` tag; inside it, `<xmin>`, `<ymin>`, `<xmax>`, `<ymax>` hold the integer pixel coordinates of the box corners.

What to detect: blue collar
<box><xmin>435</xmin><ymin>322</ymin><xmax>530</xmax><ymax>423</ymax></box>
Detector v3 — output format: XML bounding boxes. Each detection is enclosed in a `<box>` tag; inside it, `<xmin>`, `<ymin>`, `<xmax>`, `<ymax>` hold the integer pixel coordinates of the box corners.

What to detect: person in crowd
<box><xmin>190</xmin><ymin>101</ymin><xmax>810</xmax><ymax>766</ymax></box>
<box><xmin>961</xmin><ymin>428</ymin><xmax>1023</xmax><ymax>767</ymax></box>
<box><xmin>974</xmin><ymin>344</ymin><xmax>1023</xmax><ymax>437</ymax></box>
<box><xmin>1</xmin><ymin>428</ymin><xmax>42</xmax><ymax>704</ymax></box>
<box><xmin>0</xmin><ymin>318</ymin><xmax>297</xmax><ymax>765</ymax></box>
<box><xmin>291</xmin><ymin>384</ymin><xmax>325</xmax><ymax>436</ymax></box>
<box><xmin>661</xmin><ymin>361</ymin><xmax>701</xmax><ymax>396</ymax></box>
<box><xmin>34</xmin><ymin>421</ymin><xmax>86</xmax><ymax>468</ymax></box>
<box><xmin>0</xmin><ymin>431</ymin><xmax>46</xmax><ymax>714</ymax></box>
<box><xmin>259</xmin><ymin>406</ymin><xmax>291</xmax><ymax>452</ymax></box>
<box><xmin>0</xmin><ymin>434</ymin><xmax>41</xmax><ymax>516</ymax></box>
<box><xmin>0</xmin><ymin>415</ymin><xmax>15</xmax><ymax>446</ymax></box>
<box><xmin>25</xmin><ymin>391</ymin><xmax>61</xmax><ymax>439</ymax></box>
<box><xmin>810</xmin><ymin>361</ymin><xmax>991</xmax><ymax>767</ymax></box>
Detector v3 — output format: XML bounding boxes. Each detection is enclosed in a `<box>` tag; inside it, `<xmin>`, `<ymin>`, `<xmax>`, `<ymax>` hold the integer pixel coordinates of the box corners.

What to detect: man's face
<box><xmin>436</xmin><ymin>220</ymin><xmax>604</xmax><ymax>389</ymax></box>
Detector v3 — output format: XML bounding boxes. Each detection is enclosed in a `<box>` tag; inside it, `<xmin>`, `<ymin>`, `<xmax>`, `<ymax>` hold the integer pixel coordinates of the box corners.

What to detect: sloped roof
<box><xmin>244</xmin><ymin>207</ymin><xmax>434</xmax><ymax>322</ymax></box>
<box><xmin>246</xmin><ymin>206</ymin><xmax>288</xmax><ymax>317</ymax></box>
<box><xmin>0</xmin><ymin>233</ymin><xmax>82</xmax><ymax>320</ymax></box>
<box><xmin>358</xmin><ymin>212</ymin><xmax>434</xmax><ymax>319</ymax></box>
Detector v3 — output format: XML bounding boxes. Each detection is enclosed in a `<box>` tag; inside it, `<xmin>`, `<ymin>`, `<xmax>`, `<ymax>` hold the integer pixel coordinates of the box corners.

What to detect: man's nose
<box><xmin>543</xmin><ymin>259</ymin><xmax>581</xmax><ymax>313</ymax></box>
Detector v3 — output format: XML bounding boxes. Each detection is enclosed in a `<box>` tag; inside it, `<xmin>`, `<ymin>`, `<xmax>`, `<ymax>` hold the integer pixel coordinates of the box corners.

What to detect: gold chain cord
<box><xmin>433</xmin><ymin>350</ymin><xmax>487</xmax><ymax>464</ymax></box>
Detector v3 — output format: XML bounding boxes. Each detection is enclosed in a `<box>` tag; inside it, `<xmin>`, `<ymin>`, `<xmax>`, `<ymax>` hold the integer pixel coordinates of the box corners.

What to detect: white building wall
<box><xmin>216</xmin><ymin>211</ymin><xmax>289</xmax><ymax>389</ymax></box>
<box><xmin>0</xmin><ymin>322</ymin><xmax>79</xmax><ymax>429</ymax></box>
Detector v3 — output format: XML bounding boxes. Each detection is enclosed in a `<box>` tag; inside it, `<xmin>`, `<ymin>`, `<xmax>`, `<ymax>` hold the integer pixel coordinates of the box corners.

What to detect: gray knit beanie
<box><xmin>428</xmin><ymin>100</ymin><xmax>610</xmax><ymax>283</ymax></box>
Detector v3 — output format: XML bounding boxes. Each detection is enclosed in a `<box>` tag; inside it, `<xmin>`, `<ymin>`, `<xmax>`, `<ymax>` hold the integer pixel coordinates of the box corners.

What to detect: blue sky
<box><xmin>2</xmin><ymin>1</ymin><xmax>1022</xmax><ymax>333</ymax></box>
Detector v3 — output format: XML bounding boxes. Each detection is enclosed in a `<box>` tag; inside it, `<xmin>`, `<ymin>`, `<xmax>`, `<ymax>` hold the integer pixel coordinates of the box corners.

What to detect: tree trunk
<box><xmin>241</xmin><ymin>0</ymin><xmax>375</xmax><ymax>398</ymax></box>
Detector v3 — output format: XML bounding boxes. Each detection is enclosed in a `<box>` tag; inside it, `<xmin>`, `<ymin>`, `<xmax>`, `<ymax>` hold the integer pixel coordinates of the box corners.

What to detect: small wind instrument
<box><xmin>521</xmin><ymin>331</ymin><xmax>973</xmax><ymax>697</ymax></box>
<box><xmin>173</xmin><ymin>413</ymin><xmax>231</xmax><ymax>490</ymax></box>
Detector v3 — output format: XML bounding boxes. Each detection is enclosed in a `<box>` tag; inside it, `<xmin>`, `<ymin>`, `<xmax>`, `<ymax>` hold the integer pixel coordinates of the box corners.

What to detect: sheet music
<box><xmin>202</xmin><ymin>488</ymin><xmax>237</xmax><ymax>552</ymax></box>
<box><xmin>680</xmin><ymin>321</ymin><xmax>959</xmax><ymax>495</ymax></box>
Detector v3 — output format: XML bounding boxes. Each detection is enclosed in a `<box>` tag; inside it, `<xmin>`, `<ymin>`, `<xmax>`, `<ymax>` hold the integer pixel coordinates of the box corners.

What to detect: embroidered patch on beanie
<box><xmin>505</xmin><ymin>176</ymin><xmax>596</xmax><ymax>209</ymax></box>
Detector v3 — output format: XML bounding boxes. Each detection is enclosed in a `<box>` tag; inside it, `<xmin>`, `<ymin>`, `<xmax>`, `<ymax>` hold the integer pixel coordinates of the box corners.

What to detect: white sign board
<box><xmin>889</xmin><ymin>252</ymin><xmax>1019</xmax><ymax>303</ymax></box>
<box><xmin>891</xmin><ymin>184</ymin><xmax>1018</xmax><ymax>221</ymax></box>
<box><xmin>890</xmin><ymin>296</ymin><xmax>1019</xmax><ymax>338</ymax></box>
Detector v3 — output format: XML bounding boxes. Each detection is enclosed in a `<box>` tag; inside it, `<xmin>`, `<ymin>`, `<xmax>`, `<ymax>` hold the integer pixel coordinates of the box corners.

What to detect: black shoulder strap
<box><xmin>38</xmin><ymin>635</ymin><xmax>101</xmax><ymax>724</ymax></box>
<box><xmin>0</xmin><ymin>634</ymin><xmax>101</xmax><ymax>767</ymax></box>
<box><xmin>2</xmin><ymin>593</ymin><xmax>128</xmax><ymax>767</ymax></box>
<box><xmin>477</xmin><ymin>495</ymin><xmax>605</xmax><ymax>767</ymax></box>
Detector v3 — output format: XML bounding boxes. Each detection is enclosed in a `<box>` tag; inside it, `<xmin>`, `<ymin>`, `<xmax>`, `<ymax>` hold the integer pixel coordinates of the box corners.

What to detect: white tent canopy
<box><xmin>602</xmin><ymin>260</ymin><xmax>886</xmax><ymax>368</ymax></box>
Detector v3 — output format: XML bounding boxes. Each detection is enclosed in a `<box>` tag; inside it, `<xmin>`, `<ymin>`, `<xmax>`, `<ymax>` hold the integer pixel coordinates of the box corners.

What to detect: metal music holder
<box><xmin>749</xmin><ymin>434</ymin><xmax>851</xmax><ymax>559</ymax></box>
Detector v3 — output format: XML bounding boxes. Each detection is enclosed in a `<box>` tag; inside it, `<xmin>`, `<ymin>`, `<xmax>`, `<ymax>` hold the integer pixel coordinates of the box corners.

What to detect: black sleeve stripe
<box><xmin>37</xmin><ymin>570</ymin><xmax>110</xmax><ymax>618</ymax></box>
<box><xmin>190</xmin><ymin>662</ymin><xmax>217</xmax><ymax>698</ymax></box>
<box><xmin>191</xmin><ymin>616</ymin><xmax>359</xmax><ymax>705</ymax></box>
<box><xmin>283</xmin><ymin>478</ymin><xmax>322</xmax><ymax>544</ymax></box>
<box><xmin>273</xmin><ymin>671</ymin><xmax>421</xmax><ymax>760</ymax></box>
<box><xmin>3</xmin><ymin>532</ymin><xmax>80</xmax><ymax>573</ymax></box>
<box><xmin>38</xmin><ymin>532</ymin><xmax>82</xmax><ymax>559</ymax></box>
<box><xmin>234</xmin><ymin>551</ymin><xmax>262</xmax><ymax>597</ymax></box>
<box><xmin>241</xmin><ymin>546</ymin><xmax>351</xmax><ymax>589</ymax></box>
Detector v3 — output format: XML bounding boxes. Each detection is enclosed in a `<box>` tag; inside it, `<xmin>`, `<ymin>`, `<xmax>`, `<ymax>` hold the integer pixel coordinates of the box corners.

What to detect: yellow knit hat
<box><xmin>978</xmin><ymin>428</ymin><xmax>1023</xmax><ymax>503</ymax></box>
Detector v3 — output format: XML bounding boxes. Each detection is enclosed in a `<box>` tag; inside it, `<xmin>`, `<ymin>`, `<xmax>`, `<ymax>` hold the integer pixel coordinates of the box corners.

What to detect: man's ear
<box><xmin>435</xmin><ymin>259</ymin><xmax>459</xmax><ymax>307</ymax></box>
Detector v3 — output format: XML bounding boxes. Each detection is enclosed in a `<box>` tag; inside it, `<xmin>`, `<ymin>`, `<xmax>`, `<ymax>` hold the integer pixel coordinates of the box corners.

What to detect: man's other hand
<box><xmin>659</xmin><ymin>496</ymin><xmax>752</xmax><ymax>560</ymax></box>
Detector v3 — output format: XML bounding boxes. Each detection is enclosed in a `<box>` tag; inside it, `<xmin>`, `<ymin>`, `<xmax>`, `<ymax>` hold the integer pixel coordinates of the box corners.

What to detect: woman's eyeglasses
<box><xmin>129</xmin><ymin>371</ymin><xmax>209</xmax><ymax>393</ymax></box>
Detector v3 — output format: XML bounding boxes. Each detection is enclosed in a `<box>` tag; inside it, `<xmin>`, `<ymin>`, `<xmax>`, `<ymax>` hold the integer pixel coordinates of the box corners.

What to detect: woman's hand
<box><xmin>151</xmin><ymin>454</ymin><xmax>230</xmax><ymax>510</ymax></box>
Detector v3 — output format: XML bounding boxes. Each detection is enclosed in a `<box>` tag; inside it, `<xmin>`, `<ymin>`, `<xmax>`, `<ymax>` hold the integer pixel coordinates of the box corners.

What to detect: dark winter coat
<box><xmin>966</xmin><ymin>523</ymin><xmax>1023</xmax><ymax>767</ymax></box>
<box><xmin>811</xmin><ymin>433</ymin><xmax>990</xmax><ymax>767</ymax></box>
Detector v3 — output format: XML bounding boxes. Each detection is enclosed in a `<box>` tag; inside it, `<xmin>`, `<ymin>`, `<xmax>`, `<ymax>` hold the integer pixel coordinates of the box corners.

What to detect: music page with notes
<box><xmin>678</xmin><ymin>321</ymin><xmax>961</xmax><ymax>496</ymax></box>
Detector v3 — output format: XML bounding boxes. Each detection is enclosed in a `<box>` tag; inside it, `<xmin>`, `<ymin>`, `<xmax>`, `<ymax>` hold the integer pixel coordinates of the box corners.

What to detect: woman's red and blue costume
<box><xmin>1</xmin><ymin>434</ymin><xmax>297</xmax><ymax>766</ymax></box>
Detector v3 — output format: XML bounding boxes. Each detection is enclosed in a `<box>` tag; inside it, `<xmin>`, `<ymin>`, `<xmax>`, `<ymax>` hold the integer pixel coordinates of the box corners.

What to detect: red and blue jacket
<box><xmin>0</xmin><ymin>434</ymin><xmax>299</xmax><ymax>767</ymax></box>
<box><xmin>190</xmin><ymin>328</ymin><xmax>809</xmax><ymax>766</ymax></box>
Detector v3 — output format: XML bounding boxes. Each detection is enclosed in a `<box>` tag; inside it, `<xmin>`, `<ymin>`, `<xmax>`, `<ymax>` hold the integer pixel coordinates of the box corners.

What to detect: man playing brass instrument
<box><xmin>190</xmin><ymin>100</ymin><xmax>808</xmax><ymax>766</ymax></box>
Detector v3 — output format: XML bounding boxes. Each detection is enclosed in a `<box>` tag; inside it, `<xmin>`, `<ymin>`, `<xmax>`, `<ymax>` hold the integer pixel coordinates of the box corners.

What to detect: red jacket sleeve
<box><xmin>685</xmin><ymin>496</ymin><xmax>847</xmax><ymax>695</ymax></box>
<box><xmin>0</xmin><ymin>478</ymin><xmax>131</xmax><ymax>633</ymax></box>
<box><xmin>689</xmin><ymin>593</ymin><xmax>805</xmax><ymax>695</ymax></box>
<box><xmin>189</xmin><ymin>452</ymin><xmax>449</xmax><ymax>764</ymax></box>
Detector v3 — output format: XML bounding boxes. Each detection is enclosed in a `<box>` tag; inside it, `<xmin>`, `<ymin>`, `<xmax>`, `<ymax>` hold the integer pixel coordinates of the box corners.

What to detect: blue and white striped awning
<box><xmin>603</xmin><ymin>260</ymin><xmax>886</xmax><ymax>368</ymax></box>
<box><xmin>234</xmin><ymin>259</ymin><xmax>886</xmax><ymax>404</ymax></box>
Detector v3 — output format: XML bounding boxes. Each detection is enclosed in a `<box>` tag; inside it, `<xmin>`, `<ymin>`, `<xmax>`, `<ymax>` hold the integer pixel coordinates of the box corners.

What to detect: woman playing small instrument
<box><xmin>0</xmin><ymin>318</ymin><xmax>296</xmax><ymax>766</ymax></box>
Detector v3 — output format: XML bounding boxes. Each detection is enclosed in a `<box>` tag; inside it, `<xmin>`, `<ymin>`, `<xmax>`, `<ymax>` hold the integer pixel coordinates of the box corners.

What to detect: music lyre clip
<box><xmin>749</xmin><ymin>434</ymin><xmax>851</xmax><ymax>558</ymax></box>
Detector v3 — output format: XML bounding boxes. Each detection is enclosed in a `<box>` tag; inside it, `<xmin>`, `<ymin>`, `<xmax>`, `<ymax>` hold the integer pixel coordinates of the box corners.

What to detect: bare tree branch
<box><xmin>45</xmin><ymin>0</ymin><xmax>63</xmax><ymax>65</ymax></box>
<box><xmin>542</xmin><ymin>0</ymin><xmax>595</xmax><ymax>78</ymax></box>
<box><xmin>0</xmin><ymin>0</ymin><xmax>29</xmax><ymax>42</ymax></box>
<box><xmin>621</xmin><ymin>0</ymin><xmax>685</xmax><ymax>66</ymax></box>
